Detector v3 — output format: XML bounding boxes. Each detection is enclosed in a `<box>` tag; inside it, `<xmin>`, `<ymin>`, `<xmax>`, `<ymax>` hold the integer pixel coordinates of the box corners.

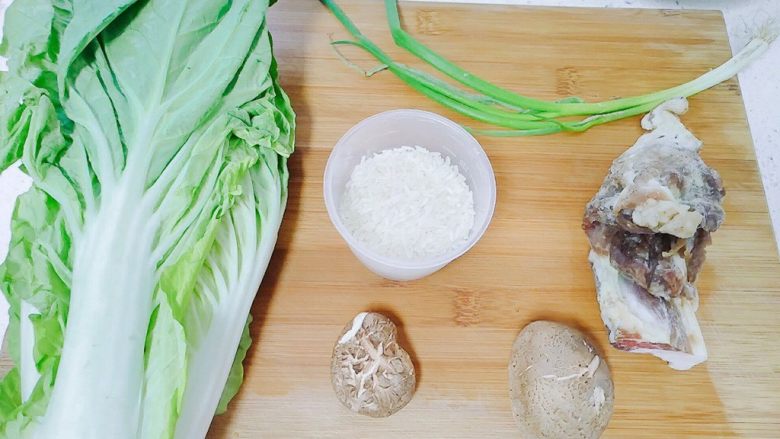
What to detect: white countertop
<box><xmin>0</xmin><ymin>0</ymin><xmax>777</xmax><ymax>341</ymax></box>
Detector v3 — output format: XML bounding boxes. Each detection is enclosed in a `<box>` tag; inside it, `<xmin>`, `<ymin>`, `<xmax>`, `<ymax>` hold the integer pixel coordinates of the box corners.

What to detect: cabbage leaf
<box><xmin>0</xmin><ymin>0</ymin><xmax>294</xmax><ymax>437</ymax></box>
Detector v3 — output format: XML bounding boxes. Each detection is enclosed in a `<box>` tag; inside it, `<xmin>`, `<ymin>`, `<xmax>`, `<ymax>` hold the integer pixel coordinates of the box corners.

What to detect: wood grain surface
<box><xmin>3</xmin><ymin>0</ymin><xmax>774</xmax><ymax>437</ymax></box>
<box><xmin>205</xmin><ymin>1</ymin><xmax>780</xmax><ymax>437</ymax></box>
<box><xmin>200</xmin><ymin>0</ymin><xmax>780</xmax><ymax>438</ymax></box>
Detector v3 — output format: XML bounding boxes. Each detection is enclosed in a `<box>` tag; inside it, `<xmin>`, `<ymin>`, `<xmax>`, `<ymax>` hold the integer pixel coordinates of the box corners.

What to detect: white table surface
<box><xmin>0</xmin><ymin>0</ymin><xmax>777</xmax><ymax>344</ymax></box>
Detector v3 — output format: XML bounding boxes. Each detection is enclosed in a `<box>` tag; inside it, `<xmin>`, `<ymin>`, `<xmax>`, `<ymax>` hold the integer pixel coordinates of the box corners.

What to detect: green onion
<box><xmin>321</xmin><ymin>0</ymin><xmax>773</xmax><ymax>136</ymax></box>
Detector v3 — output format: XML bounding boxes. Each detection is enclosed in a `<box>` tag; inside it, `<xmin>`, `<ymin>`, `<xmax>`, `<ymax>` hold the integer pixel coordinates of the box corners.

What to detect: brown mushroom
<box><xmin>331</xmin><ymin>312</ymin><xmax>416</xmax><ymax>417</ymax></box>
<box><xmin>509</xmin><ymin>321</ymin><xmax>614</xmax><ymax>438</ymax></box>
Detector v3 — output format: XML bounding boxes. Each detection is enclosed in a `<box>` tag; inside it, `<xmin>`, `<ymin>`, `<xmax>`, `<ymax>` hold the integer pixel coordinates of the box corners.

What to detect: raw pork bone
<box><xmin>583</xmin><ymin>98</ymin><xmax>725</xmax><ymax>370</ymax></box>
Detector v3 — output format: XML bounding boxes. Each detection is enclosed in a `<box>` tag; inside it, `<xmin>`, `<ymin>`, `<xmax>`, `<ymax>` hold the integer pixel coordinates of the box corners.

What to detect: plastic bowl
<box><xmin>323</xmin><ymin>109</ymin><xmax>496</xmax><ymax>281</ymax></box>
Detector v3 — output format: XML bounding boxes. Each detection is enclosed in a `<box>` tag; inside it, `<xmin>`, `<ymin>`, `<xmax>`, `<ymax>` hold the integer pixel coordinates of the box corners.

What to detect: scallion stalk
<box><xmin>321</xmin><ymin>0</ymin><xmax>773</xmax><ymax>136</ymax></box>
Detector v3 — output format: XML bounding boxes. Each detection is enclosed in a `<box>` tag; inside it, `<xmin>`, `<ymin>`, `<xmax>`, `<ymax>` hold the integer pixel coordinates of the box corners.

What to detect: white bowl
<box><xmin>323</xmin><ymin>109</ymin><xmax>496</xmax><ymax>281</ymax></box>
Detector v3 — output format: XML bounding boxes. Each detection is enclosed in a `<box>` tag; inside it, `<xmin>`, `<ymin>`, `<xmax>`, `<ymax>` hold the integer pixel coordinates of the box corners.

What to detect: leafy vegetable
<box><xmin>0</xmin><ymin>0</ymin><xmax>294</xmax><ymax>437</ymax></box>
<box><xmin>322</xmin><ymin>0</ymin><xmax>773</xmax><ymax>136</ymax></box>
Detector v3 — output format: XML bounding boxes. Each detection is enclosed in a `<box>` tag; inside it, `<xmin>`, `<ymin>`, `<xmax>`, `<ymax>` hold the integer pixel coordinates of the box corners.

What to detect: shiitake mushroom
<box><xmin>331</xmin><ymin>312</ymin><xmax>415</xmax><ymax>418</ymax></box>
<box><xmin>509</xmin><ymin>321</ymin><xmax>614</xmax><ymax>438</ymax></box>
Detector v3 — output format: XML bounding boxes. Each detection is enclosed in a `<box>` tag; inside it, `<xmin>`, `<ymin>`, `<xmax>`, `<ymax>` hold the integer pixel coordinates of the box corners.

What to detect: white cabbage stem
<box><xmin>36</xmin><ymin>176</ymin><xmax>158</xmax><ymax>439</ymax></box>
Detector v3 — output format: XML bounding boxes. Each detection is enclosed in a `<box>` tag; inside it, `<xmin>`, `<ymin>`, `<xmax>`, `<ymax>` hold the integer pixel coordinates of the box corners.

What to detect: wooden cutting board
<box><xmin>208</xmin><ymin>1</ymin><xmax>780</xmax><ymax>437</ymax></box>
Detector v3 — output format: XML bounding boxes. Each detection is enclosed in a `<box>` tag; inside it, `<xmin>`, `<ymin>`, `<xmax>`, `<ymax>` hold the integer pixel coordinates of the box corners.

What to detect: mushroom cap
<box><xmin>331</xmin><ymin>312</ymin><xmax>416</xmax><ymax>417</ymax></box>
<box><xmin>509</xmin><ymin>321</ymin><xmax>614</xmax><ymax>439</ymax></box>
